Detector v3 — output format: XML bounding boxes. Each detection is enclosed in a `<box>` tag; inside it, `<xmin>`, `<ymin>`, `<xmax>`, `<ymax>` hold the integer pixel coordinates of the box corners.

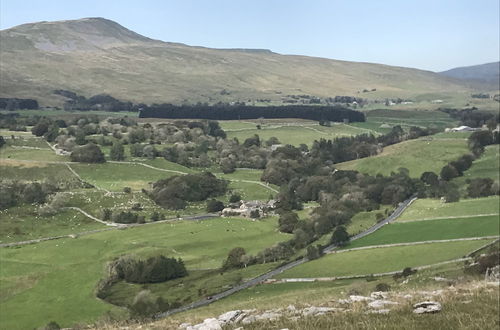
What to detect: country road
<box><xmin>155</xmin><ymin>194</ymin><xmax>418</xmax><ymax>319</ymax></box>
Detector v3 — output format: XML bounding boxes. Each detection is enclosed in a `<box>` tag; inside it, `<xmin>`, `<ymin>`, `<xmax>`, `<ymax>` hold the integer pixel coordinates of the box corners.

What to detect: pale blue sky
<box><xmin>1</xmin><ymin>0</ymin><xmax>498</xmax><ymax>71</ymax></box>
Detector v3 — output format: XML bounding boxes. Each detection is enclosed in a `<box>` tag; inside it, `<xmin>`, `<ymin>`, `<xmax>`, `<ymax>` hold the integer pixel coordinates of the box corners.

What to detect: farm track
<box><xmin>399</xmin><ymin>213</ymin><xmax>500</xmax><ymax>223</ymax></box>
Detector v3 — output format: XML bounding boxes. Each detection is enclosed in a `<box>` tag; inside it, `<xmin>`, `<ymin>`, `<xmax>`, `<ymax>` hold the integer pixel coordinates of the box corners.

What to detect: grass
<box><xmin>336</xmin><ymin>138</ymin><xmax>469</xmax><ymax>178</ymax></box>
<box><xmin>0</xmin><ymin>217</ymin><xmax>290</xmax><ymax>329</ymax></box>
<box><xmin>0</xmin><ymin>145</ymin><xmax>68</xmax><ymax>162</ymax></box>
<box><xmin>364</xmin><ymin>109</ymin><xmax>457</xmax><ymax>130</ymax></box>
<box><xmin>276</xmin><ymin>240</ymin><xmax>491</xmax><ymax>278</ymax></box>
<box><xmin>227</xmin><ymin>181</ymin><xmax>275</xmax><ymax>201</ymax></box>
<box><xmin>346</xmin><ymin>206</ymin><xmax>392</xmax><ymax>236</ymax></box>
<box><xmin>70</xmin><ymin>162</ymin><xmax>176</xmax><ymax>191</ymax></box>
<box><xmin>0</xmin><ymin>161</ymin><xmax>80</xmax><ymax>184</ymax></box>
<box><xmin>454</xmin><ymin>145</ymin><xmax>500</xmax><ymax>185</ymax></box>
<box><xmin>225</xmin><ymin>123</ymin><xmax>367</xmax><ymax>146</ymax></box>
<box><xmin>345</xmin><ymin>215</ymin><xmax>499</xmax><ymax>249</ymax></box>
<box><xmin>398</xmin><ymin>196</ymin><xmax>500</xmax><ymax>221</ymax></box>
<box><xmin>0</xmin><ymin>206</ymin><xmax>105</xmax><ymax>243</ymax></box>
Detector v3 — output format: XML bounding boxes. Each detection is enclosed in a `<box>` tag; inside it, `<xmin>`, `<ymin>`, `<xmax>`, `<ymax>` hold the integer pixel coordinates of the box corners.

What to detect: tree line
<box><xmin>138</xmin><ymin>104</ymin><xmax>365</xmax><ymax>122</ymax></box>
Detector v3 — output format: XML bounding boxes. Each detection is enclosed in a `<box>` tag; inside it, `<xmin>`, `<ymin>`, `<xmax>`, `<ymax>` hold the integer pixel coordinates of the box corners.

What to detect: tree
<box><xmin>278</xmin><ymin>212</ymin><xmax>299</xmax><ymax>233</ymax></box>
<box><xmin>110</xmin><ymin>141</ymin><xmax>125</xmax><ymax>160</ymax></box>
<box><xmin>229</xmin><ymin>193</ymin><xmax>241</xmax><ymax>203</ymax></box>
<box><xmin>222</xmin><ymin>247</ymin><xmax>247</xmax><ymax>270</ymax></box>
<box><xmin>0</xmin><ymin>136</ymin><xmax>5</xmax><ymax>148</ymax></box>
<box><xmin>206</xmin><ymin>199</ymin><xmax>224</xmax><ymax>212</ymax></box>
<box><xmin>467</xmin><ymin>178</ymin><xmax>494</xmax><ymax>198</ymax></box>
<box><xmin>440</xmin><ymin>164</ymin><xmax>459</xmax><ymax>181</ymax></box>
<box><xmin>70</xmin><ymin>143</ymin><xmax>105</xmax><ymax>163</ymax></box>
<box><xmin>331</xmin><ymin>226</ymin><xmax>349</xmax><ymax>246</ymax></box>
<box><xmin>31</xmin><ymin>119</ymin><xmax>50</xmax><ymax>136</ymax></box>
<box><xmin>420</xmin><ymin>171</ymin><xmax>439</xmax><ymax>186</ymax></box>
<box><xmin>306</xmin><ymin>245</ymin><xmax>321</xmax><ymax>260</ymax></box>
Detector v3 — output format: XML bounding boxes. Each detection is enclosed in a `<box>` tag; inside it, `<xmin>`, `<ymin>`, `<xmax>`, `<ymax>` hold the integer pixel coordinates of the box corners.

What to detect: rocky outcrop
<box><xmin>413</xmin><ymin>301</ymin><xmax>442</xmax><ymax>314</ymax></box>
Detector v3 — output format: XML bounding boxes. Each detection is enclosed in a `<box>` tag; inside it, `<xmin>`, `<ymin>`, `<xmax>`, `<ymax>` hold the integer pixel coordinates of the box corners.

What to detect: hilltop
<box><xmin>439</xmin><ymin>62</ymin><xmax>500</xmax><ymax>88</ymax></box>
<box><xmin>0</xmin><ymin>17</ymin><xmax>482</xmax><ymax>107</ymax></box>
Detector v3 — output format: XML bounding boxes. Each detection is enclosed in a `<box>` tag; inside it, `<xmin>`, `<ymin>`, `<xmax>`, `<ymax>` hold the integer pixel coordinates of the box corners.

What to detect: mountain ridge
<box><xmin>0</xmin><ymin>17</ymin><xmax>488</xmax><ymax>107</ymax></box>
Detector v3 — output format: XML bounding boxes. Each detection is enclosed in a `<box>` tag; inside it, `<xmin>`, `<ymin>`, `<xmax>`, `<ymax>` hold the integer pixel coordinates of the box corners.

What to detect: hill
<box><xmin>0</xmin><ymin>17</ymin><xmax>478</xmax><ymax>107</ymax></box>
<box><xmin>439</xmin><ymin>62</ymin><xmax>500</xmax><ymax>88</ymax></box>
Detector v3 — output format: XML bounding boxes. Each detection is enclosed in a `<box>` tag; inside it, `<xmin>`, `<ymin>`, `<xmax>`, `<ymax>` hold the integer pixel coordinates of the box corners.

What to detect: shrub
<box><xmin>102</xmin><ymin>208</ymin><xmax>112</xmax><ymax>221</ymax></box>
<box><xmin>229</xmin><ymin>193</ymin><xmax>242</xmax><ymax>203</ymax></box>
<box><xmin>123</xmin><ymin>187</ymin><xmax>132</xmax><ymax>193</ymax></box>
<box><xmin>375</xmin><ymin>282</ymin><xmax>391</xmax><ymax>292</ymax></box>
<box><xmin>206</xmin><ymin>199</ymin><xmax>224</xmax><ymax>212</ymax></box>
<box><xmin>331</xmin><ymin>226</ymin><xmax>349</xmax><ymax>246</ymax></box>
<box><xmin>112</xmin><ymin>211</ymin><xmax>142</xmax><ymax>224</ymax></box>
<box><xmin>70</xmin><ymin>143</ymin><xmax>105</xmax><ymax>163</ymax></box>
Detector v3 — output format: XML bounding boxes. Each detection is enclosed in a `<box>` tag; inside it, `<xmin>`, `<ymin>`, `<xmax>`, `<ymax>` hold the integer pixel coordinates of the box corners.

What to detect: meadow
<box><xmin>0</xmin><ymin>217</ymin><xmax>290</xmax><ymax>329</ymax></box>
<box><xmin>398</xmin><ymin>196</ymin><xmax>499</xmax><ymax>221</ymax></box>
<box><xmin>345</xmin><ymin>215</ymin><xmax>499</xmax><ymax>249</ymax></box>
<box><xmin>276</xmin><ymin>239</ymin><xmax>492</xmax><ymax>278</ymax></box>
<box><xmin>454</xmin><ymin>145</ymin><xmax>500</xmax><ymax>184</ymax></box>
<box><xmin>0</xmin><ymin>206</ymin><xmax>105</xmax><ymax>243</ymax></box>
<box><xmin>336</xmin><ymin>138</ymin><xmax>469</xmax><ymax>178</ymax></box>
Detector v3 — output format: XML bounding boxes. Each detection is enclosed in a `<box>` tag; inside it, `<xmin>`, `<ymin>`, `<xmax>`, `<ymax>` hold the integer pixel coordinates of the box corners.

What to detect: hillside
<box><xmin>0</xmin><ymin>17</ymin><xmax>478</xmax><ymax>107</ymax></box>
<box><xmin>439</xmin><ymin>62</ymin><xmax>500</xmax><ymax>88</ymax></box>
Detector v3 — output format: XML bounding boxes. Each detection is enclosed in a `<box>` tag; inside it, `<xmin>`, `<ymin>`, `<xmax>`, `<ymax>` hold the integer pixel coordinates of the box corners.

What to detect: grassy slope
<box><xmin>336</xmin><ymin>138</ymin><xmax>469</xmax><ymax>178</ymax></box>
<box><xmin>0</xmin><ymin>217</ymin><xmax>290</xmax><ymax>329</ymax></box>
<box><xmin>398</xmin><ymin>196</ymin><xmax>500</xmax><ymax>221</ymax></box>
<box><xmin>0</xmin><ymin>206</ymin><xmax>105</xmax><ymax>243</ymax></box>
<box><xmin>346</xmin><ymin>206</ymin><xmax>392</xmax><ymax>236</ymax></box>
<box><xmin>454</xmin><ymin>145</ymin><xmax>500</xmax><ymax>185</ymax></box>
<box><xmin>276</xmin><ymin>240</ymin><xmax>491</xmax><ymax>278</ymax></box>
<box><xmin>225</xmin><ymin>123</ymin><xmax>368</xmax><ymax>146</ymax></box>
<box><xmin>0</xmin><ymin>19</ymin><xmax>478</xmax><ymax>108</ymax></box>
<box><xmin>346</xmin><ymin>215</ymin><xmax>499</xmax><ymax>249</ymax></box>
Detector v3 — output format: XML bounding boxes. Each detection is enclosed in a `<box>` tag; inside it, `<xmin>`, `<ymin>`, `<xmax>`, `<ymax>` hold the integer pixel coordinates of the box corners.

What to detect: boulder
<box><xmin>370</xmin><ymin>291</ymin><xmax>388</xmax><ymax>300</ymax></box>
<box><xmin>302</xmin><ymin>306</ymin><xmax>337</xmax><ymax>316</ymax></box>
<box><xmin>349</xmin><ymin>295</ymin><xmax>373</xmax><ymax>302</ymax></box>
<box><xmin>413</xmin><ymin>301</ymin><xmax>442</xmax><ymax>314</ymax></box>
<box><xmin>186</xmin><ymin>318</ymin><xmax>222</xmax><ymax>330</ymax></box>
<box><xmin>368</xmin><ymin>300</ymin><xmax>398</xmax><ymax>309</ymax></box>
<box><xmin>217</xmin><ymin>310</ymin><xmax>242</xmax><ymax>324</ymax></box>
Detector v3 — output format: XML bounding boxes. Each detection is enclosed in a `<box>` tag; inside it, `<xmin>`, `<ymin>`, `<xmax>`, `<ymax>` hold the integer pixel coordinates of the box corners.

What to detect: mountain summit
<box><xmin>0</xmin><ymin>17</ymin><xmax>479</xmax><ymax>106</ymax></box>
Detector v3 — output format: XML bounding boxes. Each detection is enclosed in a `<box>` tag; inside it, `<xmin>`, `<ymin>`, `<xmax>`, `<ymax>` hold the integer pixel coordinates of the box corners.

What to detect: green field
<box><xmin>398</xmin><ymin>196</ymin><xmax>500</xmax><ymax>221</ymax></box>
<box><xmin>346</xmin><ymin>206</ymin><xmax>392</xmax><ymax>236</ymax></box>
<box><xmin>276</xmin><ymin>240</ymin><xmax>491</xmax><ymax>279</ymax></box>
<box><xmin>70</xmin><ymin>162</ymin><xmax>176</xmax><ymax>191</ymax></box>
<box><xmin>346</xmin><ymin>215</ymin><xmax>499</xmax><ymax>249</ymax></box>
<box><xmin>0</xmin><ymin>146</ymin><xmax>68</xmax><ymax>162</ymax></box>
<box><xmin>225</xmin><ymin>123</ymin><xmax>367</xmax><ymax>146</ymax></box>
<box><xmin>364</xmin><ymin>109</ymin><xmax>457</xmax><ymax>130</ymax></box>
<box><xmin>336</xmin><ymin>138</ymin><xmax>469</xmax><ymax>178</ymax></box>
<box><xmin>0</xmin><ymin>161</ymin><xmax>80</xmax><ymax>184</ymax></box>
<box><xmin>455</xmin><ymin>145</ymin><xmax>500</xmax><ymax>184</ymax></box>
<box><xmin>0</xmin><ymin>217</ymin><xmax>290</xmax><ymax>329</ymax></box>
<box><xmin>0</xmin><ymin>206</ymin><xmax>105</xmax><ymax>243</ymax></box>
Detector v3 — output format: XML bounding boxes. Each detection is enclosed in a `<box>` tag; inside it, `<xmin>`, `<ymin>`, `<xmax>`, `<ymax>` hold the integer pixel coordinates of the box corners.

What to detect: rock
<box><xmin>179</xmin><ymin>323</ymin><xmax>191</xmax><ymax>329</ymax></box>
<box><xmin>366</xmin><ymin>309</ymin><xmax>390</xmax><ymax>314</ymax></box>
<box><xmin>434</xmin><ymin>276</ymin><xmax>449</xmax><ymax>282</ymax></box>
<box><xmin>302</xmin><ymin>306</ymin><xmax>337</xmax><ymax>316</ymax></box>
<box><xmin>217</xmin><ymin>310</ymin><xmax>242</xmax><ymax>324</ymax></box>
<box><xmin>233</xmin><ymin>312</ymin><xmax>248</xmax><ymax>324</ymax></box>
<box><xmin>349</xmin><ymin>295</ymin><xmax>373</xmax><ymax>302</ymax></box>
<box><xmin>370</xmin><ymin>291</ymin><xmax>388</xmax><ymax>300</ymax></box>
<box><xmin>241</xmin><ymin>315</ymin><xmax>257</xmax><ymax>325</ymax></box>
<box><xmin>368</xmin><ymin>300</ymin><xmax>398</xmax><ymax>309</ymax></box>
<box><xmin>287</xmin><ymin>304</ymin><xmax>296</xmax><ymax>311</ymax></box>
<box><xmin>413</xmin><ymin>301</ymin><xmax>442</xmax><ymax>314</ymax></box>
<box><xmin>256</xmin><ymin>311</ymin><xmax>281</xmax><ymax>321</ymax></box>
<box><xmin>187</xmin><ymin>318</ymin><xmax>222</xmax><ymax>330</ymax></box>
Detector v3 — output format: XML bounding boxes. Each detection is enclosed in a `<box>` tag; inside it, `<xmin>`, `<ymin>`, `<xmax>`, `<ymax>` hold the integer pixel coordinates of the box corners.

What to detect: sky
<box><xmin>1</xmin><ymin>0</ymin><xmax>499</xmax><ymax>71</ymax></box>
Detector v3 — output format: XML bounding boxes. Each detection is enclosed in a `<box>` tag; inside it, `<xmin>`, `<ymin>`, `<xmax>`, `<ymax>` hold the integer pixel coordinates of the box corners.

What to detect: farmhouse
<box><xmin>221</xmin><ymin>200</ymin><xmax>276</xmax><ymax>219</ymax></box>
<box><xmin>445</xmin><ymin>125</ymin><xmax>479</xmax><ymax>132</ymax></box>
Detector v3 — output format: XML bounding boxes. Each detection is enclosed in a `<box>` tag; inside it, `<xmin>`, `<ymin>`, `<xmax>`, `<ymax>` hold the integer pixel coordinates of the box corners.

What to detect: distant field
<box><xmin>398</xmin><ymin>197</ymin><xmax>499</xmax><ymax>222</ymax></box>
<box><xmin>0</xmin><ymin>109</ymin><xmax>138</xmax><ymax>118</ymax></box>
<box><xmin>455</xmin><ymin>145</ymin><xmax>499</xmax><ymax>184</ymax></box>
<box><xmin>70</xmin><ymin>162</ymin><xmax>175</xmax><ymax>191</ymax></box>
<box><xmin>346</xmin><ymin>215</ymin><xmax>499</xmax><ymax>249</ymax></box>
<box><xmin>346</xmin><ymin>206</ymin><xmax>392</xmax><ymax>236</ymax></box>
<box><xmin>0</xmin><ymin>161</ymin><xmax>79</xmax><ymax>184</ymax></box>
<box><xmin>0</xmin><ymin>217</ymin><xmax>290</xmax><ymax>329</ymax></box>
<box><xmin>336</xmin><ymin>138</ymin><xmax>469</xmax><ymax>177</ymax></box>
<box><xmin>364</xmin><ymin>109</ymin><xmax>457</xmax><ymax>130</ymax></box>
<box><xmin>227</xmin><ymin>181</ymin><xmax>275</xmax><ymax>201</ymax></box>
<box><xmin>0</xmin><ymin>146</ymin><xmax>67</xmax><ymax>162</ymax></box>
<box><xmin>0</xmin><ymin>206</ymin><xmax>105</xmax><ymax>243</ymax></box>
<box><xmin>225</xmin><ymin>123</ymin><xmax>367</xmax><ymax>146</ymax></box>
<box><xmin>276</xmin><ymin>240</ymin><xmax>491</xmax><ymax>279</ymax></box>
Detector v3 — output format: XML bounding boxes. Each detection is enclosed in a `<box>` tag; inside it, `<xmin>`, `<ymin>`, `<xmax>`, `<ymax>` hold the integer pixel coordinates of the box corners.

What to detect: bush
<box><xmin>278</xmin><ymin>212</ymin><xmax>299</xmax><ymax>233</ymax></box>
<box><xmin>110</xmin><ymin>141</ymin><xmax>125</xmax><ymax>161</ymax></box>
<box><xmin>123</xmin><ymin>187</ymin><xmax>132</xmax><ymax>193</ymax></box>
<box><xmin>206</xmin><ymin>199</ymin><xmax>224</xmax><ymax>212</ymax></box>
<box><xmin>331</xmin><ymin>226</ymin><xmax>349</xmax><ymax>246</ymax></box>
<box><xmin>70</xmin><ymin>143</ymin><xmax>105</xmax><ymax>163</ymax></box>
<box><xmin>112</xmin><ymin>211</ymin><xmax>142</xmax><ymax>224</ymax></box>
<box><xmin>102</xmin><ymin>208</ymin><xmax>112</xmax><ymax>221</ymax></box>
<box><xmin>113</xmin><ymin>255</ymin><xmax>188</xmax><ymax>284</ymax></box>
<box><xmin>375</xmin><ymin>282</ymin><xmax>391</xmax><ymax>292</ymax></box>
<box><xmin>229</xmin><ymin>193</ymin><xmax>242</xmax><ymax>203</ymax></box>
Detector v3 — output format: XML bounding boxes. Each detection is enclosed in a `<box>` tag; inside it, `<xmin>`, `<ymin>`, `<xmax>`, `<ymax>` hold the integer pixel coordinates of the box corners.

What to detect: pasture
<box><xmin>276</xmin><ymin>239</ymin><xmax>492</xmax><ymax>279</ymax></box>
<box><xmin>0</xmin><ymin>217</ymin><xmax>290</xmax><ymax>329</ymax></box>
<box><xmin>336</xmin><ymin>138</ymin><xmax>469</xmax><ymax>178</ymax></box>
<box><xmin>398</xmin><ymin>196</ymin><xmax>499</xmax><ymax>222</ymax></box>
<box><xmin>345</xmin><ymin>215</ymin><xmax>499</xmax><ymax>249</ymax></box>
